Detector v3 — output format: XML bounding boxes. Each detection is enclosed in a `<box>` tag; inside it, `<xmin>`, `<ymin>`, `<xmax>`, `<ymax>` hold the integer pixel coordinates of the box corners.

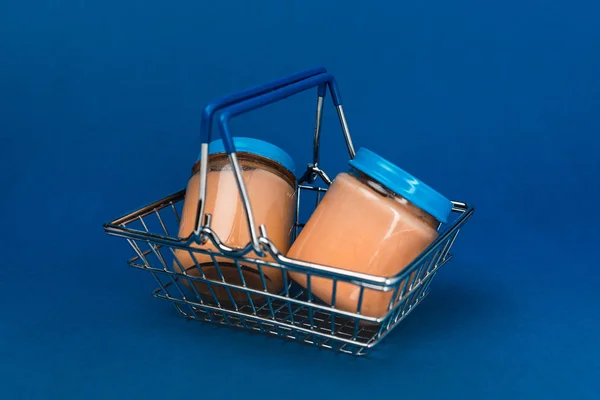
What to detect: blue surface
<box><xmin>349</xmin><ymin>147</ymin><xmax>453</xmax><ymax>223</ymax></box>
<box><xmin>1</xmin><ymin>0</ymin><xmax>599</xmax><ymax>399</ymax></box>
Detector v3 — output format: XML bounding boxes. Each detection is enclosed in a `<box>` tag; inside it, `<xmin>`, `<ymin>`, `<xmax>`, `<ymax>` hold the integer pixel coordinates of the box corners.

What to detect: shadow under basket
<box><xmin>103</xmin><ymin>183</ymin><xmax>474</xmax><ymax>356</ymax></box>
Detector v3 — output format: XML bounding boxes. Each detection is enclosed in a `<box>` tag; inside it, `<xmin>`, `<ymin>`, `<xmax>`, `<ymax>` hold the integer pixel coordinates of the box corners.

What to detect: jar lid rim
<box><xmin>197</xmin><ymin>137</ymin><xmax>296</xmax><ymax>175</ymax></box>
<box><xmin>348</xmin><ymin>148</ymin><xmax>453</xmax><ymax>223</ymax></box>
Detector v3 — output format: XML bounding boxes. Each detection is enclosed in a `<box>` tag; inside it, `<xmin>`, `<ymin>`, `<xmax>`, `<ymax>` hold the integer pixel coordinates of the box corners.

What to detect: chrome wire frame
<box><xmin>104</xmin><ymin>182</ymin><xmax>474</xmax><ymax>356</ymax></box>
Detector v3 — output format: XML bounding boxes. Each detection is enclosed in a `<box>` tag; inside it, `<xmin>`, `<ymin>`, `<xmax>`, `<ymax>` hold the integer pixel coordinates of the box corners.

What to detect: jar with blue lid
<box><xmin>174</xmin><ymin>137</ymin><xmax>297</xmax><ymax>305</ymax></box>
<box><xmin>287</xmin><ymin>148</ymin><xmax>453</xmax><ymax>319</ymax></box>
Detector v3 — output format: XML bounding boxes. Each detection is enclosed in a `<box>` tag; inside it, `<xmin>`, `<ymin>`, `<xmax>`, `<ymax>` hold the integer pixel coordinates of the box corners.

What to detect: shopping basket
<box><xmin>103</xmin><ymin>67</ymin><xmax>475</xmax><ymax>356</ymax></box>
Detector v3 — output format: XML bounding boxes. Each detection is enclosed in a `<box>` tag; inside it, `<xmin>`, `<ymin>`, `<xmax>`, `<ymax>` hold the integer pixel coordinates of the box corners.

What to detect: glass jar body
<box><xmin>175</xmin><ymin>153</ymin><xmax>297</xmax><ymax>305</ymax></box>
<box><xmin>287</xmin><ymin>168</ymin><xmax>439</xmax><ymax>319</ymax></box>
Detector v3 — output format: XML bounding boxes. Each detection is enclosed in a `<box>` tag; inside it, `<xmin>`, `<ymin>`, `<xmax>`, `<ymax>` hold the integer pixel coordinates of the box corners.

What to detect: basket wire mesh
<box><xmin>104</xmin><ymin>184</ymin><xmax>472</xmax><ymax>356</ymax></box>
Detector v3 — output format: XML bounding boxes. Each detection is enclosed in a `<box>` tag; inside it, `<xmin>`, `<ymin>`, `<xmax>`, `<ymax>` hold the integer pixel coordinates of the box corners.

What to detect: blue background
<box><xmin>1</xmin><ymin>0</ymin><xmax>599</xmax><ymax>398</ymax></box>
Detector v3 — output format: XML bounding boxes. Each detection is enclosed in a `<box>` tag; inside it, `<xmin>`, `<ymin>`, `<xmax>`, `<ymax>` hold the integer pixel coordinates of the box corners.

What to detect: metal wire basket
<box><xmin>103</xmin><ymin>68</ymin><xmax>474</xmax><ymax>356</ymax></box>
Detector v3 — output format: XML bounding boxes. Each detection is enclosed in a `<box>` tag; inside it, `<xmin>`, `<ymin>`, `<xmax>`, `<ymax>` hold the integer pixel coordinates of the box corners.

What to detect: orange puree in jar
<box><xmin>287</xmin><ymin>148</ymin><xmax>453</xmax><ymax>319</ymax></box>
<box><xmin>174</xmin><ymin>138</ymin><xmax>297</xmax><ymax>306</ymax></box>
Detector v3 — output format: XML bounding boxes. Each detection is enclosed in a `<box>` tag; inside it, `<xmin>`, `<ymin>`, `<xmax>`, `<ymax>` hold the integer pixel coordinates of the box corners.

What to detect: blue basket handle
<box><xmin>196</xmin><ymin>72</ymin><xmax>356</xmax><ymax>255</ymax></box>
<box><xmin>217</xmin><ymin>73</ymin><xmax>349</xmax><ymax>155</ymax></box>
<box><xmin>199</xmin><ymin>66</ymin><xmax>327</xmax><ymax>145</ymax></box>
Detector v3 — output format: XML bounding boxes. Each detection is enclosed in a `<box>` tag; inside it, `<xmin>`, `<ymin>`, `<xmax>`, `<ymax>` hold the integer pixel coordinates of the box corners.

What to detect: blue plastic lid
<box><xmin>197</xmin><ymin>137</ymin><xmax>296</xmax><ymax>175</ymax></box>
<box><xmin>348</xmin><ymin>148</ymin><xmax>453</xmax><ymax>223</ymax></box>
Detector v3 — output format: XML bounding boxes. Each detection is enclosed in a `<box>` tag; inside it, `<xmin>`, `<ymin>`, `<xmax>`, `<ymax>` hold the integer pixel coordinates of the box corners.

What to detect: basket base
<box><xmin>152</xmin><ymin>278</ymin><xmax>432</xmax><ymax>356</ymax></box>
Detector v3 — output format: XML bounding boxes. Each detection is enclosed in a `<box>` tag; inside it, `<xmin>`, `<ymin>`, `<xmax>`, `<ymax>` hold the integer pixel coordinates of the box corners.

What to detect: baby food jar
<box><xmin>174</xmin><ymin>137</ymin><xmax>297</xmax><ymax>305</ymax></box>
<box><xmin>287</xmin><ymin>148</ymin><xmax>453</xmax><ymax>319</ymax></box>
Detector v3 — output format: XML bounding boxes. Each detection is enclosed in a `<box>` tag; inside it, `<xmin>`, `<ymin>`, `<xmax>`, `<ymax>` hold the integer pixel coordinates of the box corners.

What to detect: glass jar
<box><xmin>287</xmin><ymin>148</ymin><xmax>453</xmax><ymax>319</ymax></box>
<box><xmin>174</xmin><ymin>137</ymin><xmax>297</xmax><ymax>305</ymax></box>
